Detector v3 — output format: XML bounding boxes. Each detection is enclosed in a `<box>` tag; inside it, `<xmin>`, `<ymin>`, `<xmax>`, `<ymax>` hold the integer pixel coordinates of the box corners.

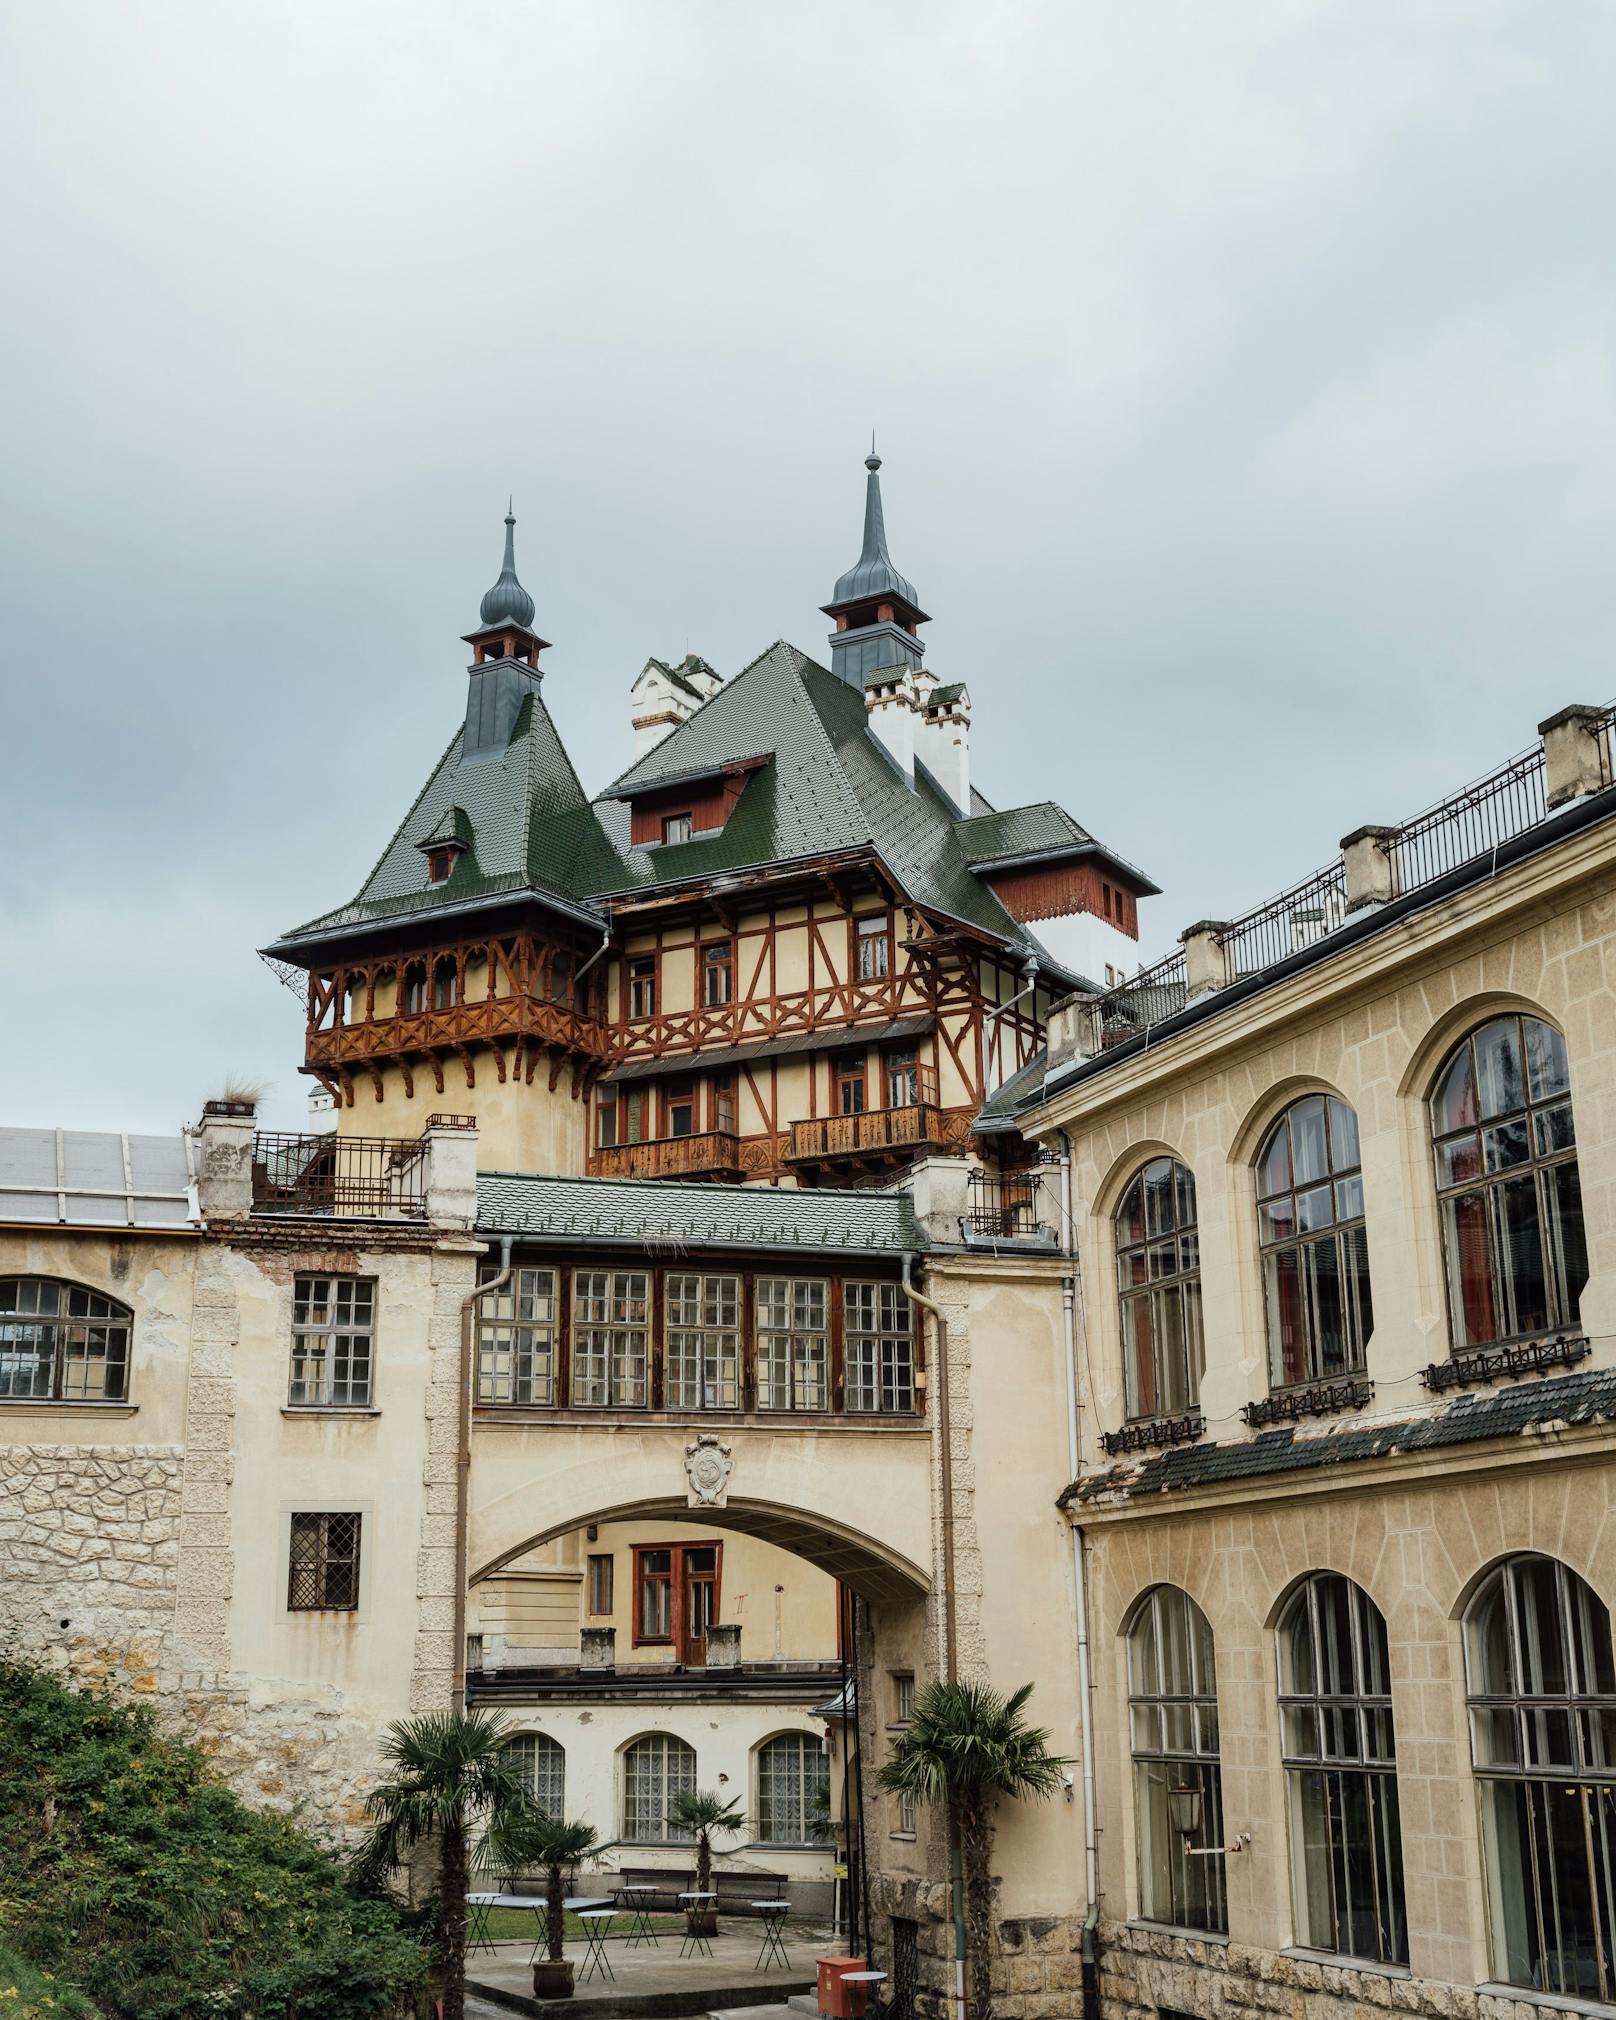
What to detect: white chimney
<box><xmin>630</xmin><ymin>654</ymin><xmax>721</xmax><ymax>760</ymax></box>
<box><xmin>864</xmin><ymin>668</ymin><xmax>921</xmax><ymax>783</ymax></box>
<box><xmin>917</xmin><ymin>681</ymin><xmax>971</xmax><ymax>813</ymax></box>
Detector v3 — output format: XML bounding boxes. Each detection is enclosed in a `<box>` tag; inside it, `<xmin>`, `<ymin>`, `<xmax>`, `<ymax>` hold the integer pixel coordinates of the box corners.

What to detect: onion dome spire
<box><xmin>478</xmin><ymin>503</ymin><xmax>537</xmax><ymax>630</ymax></box>
<box><xmin>822</xmin><ymin>444</ymin><xmax>929</xmax><ymax>688</ymax></box>
<box><xmin>829</xmin><ymin>446</ymin><xmax>922</xmax><ymax>610</ymax></box>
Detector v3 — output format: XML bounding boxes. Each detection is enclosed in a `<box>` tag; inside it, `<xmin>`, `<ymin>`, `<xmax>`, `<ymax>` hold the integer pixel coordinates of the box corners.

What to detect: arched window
<box><xmin>401</xmin><ymin>962</ymin><xmax>427</xmax><ymax>1016</ymax></box>
<box><xmin>432</xmin><ymin>956</ymin><xmax>459</xmax><ymax>1011</ymax></box>
<box><xmin>622</xmin><ymin>1733</ymin><xmax>696</xmax><ymax>1842</ymax></box>
<box><xmin>1430</xmin><ymin>1015</ymin><xmax>1587</xmax><ymax>1350</ymax></box>
<box><xmin>504</xmin><ymin>1732</ymin><xmax>565</xmax><ymax>1818</ymax></box>
<box><xmin>1277</xmin><ymin>1573</ymin><xmax>1406</xmax><ymax>1965</ymax></box>
<box><xmin>0</xmin><ymin>1278</ymin><xmax>131</xmax><ymax>1403</ymax></box>
<box><xmin>756</xmin><ymin>1731</ymin><xmax>830</xmax><ymax>1844</ymax></box>
<box><xmin>1465</xmin><ymin>1555</ymin><xmax>1616</xmax><ymax>2000</ymax></box>
<box><xmin>1127</xmin><ymin>1586</ymin><xmax>1226</xmax><ymax>1934</ymax></box>
<box><xmin>1115</xmin><ymin>1159</ymin><xmax>1203</xmax><ymax>1420</ymax></box>
<box><xmin>1256</xmin><ymin>1096</ymin><xmax>1373</xmax><ymax>1389</ymax></box>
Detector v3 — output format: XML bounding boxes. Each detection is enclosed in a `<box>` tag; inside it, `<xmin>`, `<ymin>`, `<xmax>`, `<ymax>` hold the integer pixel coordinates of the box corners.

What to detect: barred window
<box><xmin>665</xmin><ymin>1274</ymin><xmax>741</xmax><ymax>1409</ymax></box>
<box><xmin>289</xmin><ymin>1275</ymin><xmax>375</xmax><ymax>1408</ymax></box>
<box><xmin>505</xmin><ymin>1732</ymin><xmax>565</xmax><ymax>1818</ymax></box>
<box><xmin>756</xmin><ymin>1278</ymin><xmax>829</xmax><ymax>1411</ymax></box>
<box><xmin>572</xmin><ymin>1270</ymin><xmax>649</xmax><ymax>1407</ymax></box>
<box><xmin>0</xmin><ymin>1277</ymin><xmax>131</xmax><ymax>1403</ymax></box>
<box><xmin>844</xmin><ymin>1282</ymin><xmax>914</xmax><ymax>1413</ymax></box>
<box><xmin>622</xmin><ymin>1733</ymin><xmax>696</xmax><ymax>1842</ymax></box>
<box><xmin>757</xmin><ymin>1731</ymin><xmax>830</xmax><ymax>1843</ymax></box>
<box><xmin>476</xmin><ymin>1266</ymin><xmax>558</xmax><ymax>1405</ymax></box>
<box><xmin>287</xmin><ymin>1511</ymin><xmax>361</xmax><ymax>1611</ymax></box>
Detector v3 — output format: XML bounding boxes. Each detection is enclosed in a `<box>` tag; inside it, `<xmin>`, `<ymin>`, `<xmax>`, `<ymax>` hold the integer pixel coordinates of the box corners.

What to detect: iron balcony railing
<box><xmin>1083</xmin><ymin>715</ymin><xmax>1613</xmax><ymax>1050</ymax></box>
<box><xmin>252</xmin><ymin>1132</ymin><xmax>429</xmax><ymax>1218</ymax></box>
<box><xmin>964</xmin><ymin>1168</ymin><xmax>1054</xmax><ymax>1242</ymax></box>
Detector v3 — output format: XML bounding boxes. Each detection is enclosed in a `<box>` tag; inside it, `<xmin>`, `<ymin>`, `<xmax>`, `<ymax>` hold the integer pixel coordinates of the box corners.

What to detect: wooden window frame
<box><xmin>631</xmin><ymin>1539</ymin><xmax>723</xmax><ymax>1658</ymax></box>
<box><xmin>701</xmin><ymin>939</ymin><xmax>734</xmax><ymax>1008</ymax></box>
<box><xmin>661</xmin><ymin>812</ymin><xmax>694</xmax><ymax>845</ymax></box>
<box><xmin>627</xmin><ymin>953</ymin><xmax>658</xmax><ymax>1021</ymax></box>
<box><xmin>664</xmin><ymin>1078</ymin><xmax>697</xmax><ymax>1139</ymax></box>
<box><xmin>587</xmin><ymin>1553</ymin><xmax>615</xmax><ymax>1616</ymax></box>
<box><xmin>853</xmin><ymin>910</ymin><xmax>893</xmax><ymax>982</ymax></box>
<box><xmin>835</xmin><ymin>1052</ymin><xmax>867</xmax><ymax>1116</ymax></box>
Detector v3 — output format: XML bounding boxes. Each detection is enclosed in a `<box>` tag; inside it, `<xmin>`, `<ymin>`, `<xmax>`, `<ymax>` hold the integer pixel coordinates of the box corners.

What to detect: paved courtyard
<box><xmin>465</xmin><ymin>1918</ymin><xmax>835</xmax><ymax>2018</ymax></box>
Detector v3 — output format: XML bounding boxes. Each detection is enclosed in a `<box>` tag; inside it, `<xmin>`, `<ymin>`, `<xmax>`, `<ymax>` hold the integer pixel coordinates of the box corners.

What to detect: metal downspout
<box><xmin>900</xmin><ymin>1255</ymin><xmax>966</xmax><ymax>2020</ymax></box>
<box><xmin>1057</xmin><ymin>1132</ymin><xmax>1102</xmax><ymax>2020</ymax></box>
<box><xmin>452</xmin><ymin>1233</ymin><xmax>513</xmax><ymax>1709</ymax></box>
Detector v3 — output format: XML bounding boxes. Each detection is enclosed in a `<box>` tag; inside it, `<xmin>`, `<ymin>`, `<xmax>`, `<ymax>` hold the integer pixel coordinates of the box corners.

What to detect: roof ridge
<box><xmin>476</xmin><ymin>1166</ymin><xmax>911</xmax><ymax>1203</ymax></box>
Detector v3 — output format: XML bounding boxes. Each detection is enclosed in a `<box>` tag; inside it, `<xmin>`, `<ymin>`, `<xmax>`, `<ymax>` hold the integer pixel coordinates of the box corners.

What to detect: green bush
<box><xmin>0</xmin><ymin>1663</ymin><xmax>427</xmax><ymax>2020</ymax></box>
<box><xmin>0</xmin><ymin>1942</ymin><xmax>99</xmax><ymax>2019</ymax></box>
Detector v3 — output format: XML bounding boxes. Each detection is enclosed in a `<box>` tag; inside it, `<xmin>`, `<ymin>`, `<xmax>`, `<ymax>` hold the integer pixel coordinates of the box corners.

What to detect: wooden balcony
<box><xmin>588</xmin><ymin>1130</ymin><xmax>745</xmax><ymax>1182</ymax></box>
<box><xmin>787</xmin><ymin>1102</ymin><xmax>953</xmax><ymax>1171</ymax></box>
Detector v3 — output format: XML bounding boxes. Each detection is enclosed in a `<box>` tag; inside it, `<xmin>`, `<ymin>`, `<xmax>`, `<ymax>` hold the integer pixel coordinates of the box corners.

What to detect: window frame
<box><xmin>756</xmin><ymin>1276</ymin><xmax>831</xmax><ymax>1413</ymax></box>
<box><xmin>627</xmin><ymin>955</ymin><xmax>657</xmax><ymax>1021</ymax></box>
<box><xmin>587</xmin><ymin>1553</ymin><xmax>615</xmax><ymax>1617</ymax></box>
<box><xmin>664</xmin><ymin>1272</ymin><xmax>742</xmax><ymax>1410</ymax></box>
<box><xmin>855</xmin><ymin>912</ymin><xmax>892</xmax><ymax>981</ymax></box>
<box><xmin>1256</xmin><ymin>1095</ymin><xmax>1374</xmax><ymax>1392</ymax></box>
<box><xmin>1127</xmin><ymin>1585</ymin><xmax>1227</xmax><ymax>1936</ymax></box>
<box><xmin>286</xmin><ymin>1510</ymin><xmax>363</xmax><ymax>1613</ymax></box>
<box><xmin>835</xmin><ymin>1053</ymin><xmax>868</xmax><ymax>1116</ymax></box>
<box><xmin>570</xmin><ymin>1269</ymin><xmax>649</xmax><ymax>1408</ymax></box>
<box><xmin>1429</xmin><ymin>1014</ymin><xmax>1587</xmax><ymax>1355</ymax></box>
<box><xmin>622</xmin><ymin>1732</ymin><xmax>698</xmax><ymax>1843</ymax></box>
<box><xmin>1276</xmin><ymin>1572</ymin><xmax>1407</xmax><ymax>1967</ymax></box>
<box><xmin>475</xmin><ymin>1265</ymin><xmax>558</xmax><ymax>1406</ymax></box>
<box><xmin>504</xmin><ymin>1731</ymin><xmax>566</xmax><ymax>1818</ymax></box>
<box><xmin>843</xmin><ymin>1280</ymin><xmax>915</xmax><ymax>1414</ymax></box>
<box><xmin>701</xmin><ymin>939</ymin><xmax>734</xmax><ymax>1007</ymax></box>
<box><xmin>1114</xmin><ymin>1159</ymin><xmax>1204</xmax><ymax>1424</ymax></box>
<box><xmin>288</xmin><ymin>1273</ymin><xmax>377</xmax><ymax>1410</ymax></box>
<box><xmin>0</xmin><ymin>1275</ymin><xmax>132</xmax><ymax>1405</ymax></box>
<box><xmin>661</xmin><ymin>812</ymin><xmax>694</xmax><ymax>846</ymax></box>
<box><xmin>756</xmin><ymin>1730</ymin><xmax>831</xmax><ymax>1846</ymax></box>
<box><xmin>631</xmin><ymin>1541</ymin><xmax>722</xmax><ymax>1659</ymax></box>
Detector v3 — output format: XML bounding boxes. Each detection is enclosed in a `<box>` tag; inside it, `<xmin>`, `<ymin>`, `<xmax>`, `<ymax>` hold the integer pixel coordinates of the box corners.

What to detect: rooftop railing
<box><xmin>1081</xmin><ymin>703</ymin><xmax>1615</xmax><ymax>1051</ymax></box>
<box><xmin>252</xmin><ymin>1132</ymin><xmax>429</xmax><ymax>1218</ymax></box>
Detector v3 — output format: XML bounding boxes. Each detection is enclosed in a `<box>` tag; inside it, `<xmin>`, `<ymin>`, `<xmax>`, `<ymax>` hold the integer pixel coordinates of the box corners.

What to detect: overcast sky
<box><xmin>3</xmin><ymin>1</ymin><xmax>1613</xmax><ymax>1134</ymax></box>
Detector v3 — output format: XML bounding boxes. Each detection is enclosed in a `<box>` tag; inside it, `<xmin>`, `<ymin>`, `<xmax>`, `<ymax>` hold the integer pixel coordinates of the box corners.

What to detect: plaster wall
<box><xmin>337</xmin><ymin>1062</ymin><xmax>589</xmax><ymax>1176</ymax></box>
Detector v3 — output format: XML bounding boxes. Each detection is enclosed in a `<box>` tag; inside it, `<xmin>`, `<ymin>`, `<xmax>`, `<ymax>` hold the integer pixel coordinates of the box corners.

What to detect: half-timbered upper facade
<box><xmin>263</xmin><ymin>463</ymin><xmax>1156</xmax><ymax>1183</ymax></box>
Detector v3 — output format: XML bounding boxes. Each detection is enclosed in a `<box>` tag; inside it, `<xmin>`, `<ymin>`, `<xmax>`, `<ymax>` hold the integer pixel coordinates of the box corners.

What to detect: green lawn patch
<box><xmin>0</xmin><ymin>1663</ymin><xmax>428</xmax><ymax>2020</ymax></box>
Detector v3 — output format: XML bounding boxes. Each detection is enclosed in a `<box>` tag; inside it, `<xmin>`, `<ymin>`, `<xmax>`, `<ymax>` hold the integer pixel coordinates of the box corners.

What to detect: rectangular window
<box><xmin>844</xmin><ymin>1282</ymin><xmax>915</xmax><ymax>1413</ymax></box>
<box><xmin>476</xmin><ymin>1265</ymin><xmax>557</xmax><ymax>1406</ymax></box>
<box><xmin>712</xmin><ymin>1074</ymin><xmax>737</xmax><ymax>1134</ymax></box>
<box><xmin>597</xmin><ymin>1098</ymin><xmax>619</xmax><ymax>1149</ymax></box>
<box><xmin>836</xmin><ymin>1053</ymin><xmax>867</xmax><ymax>1115</ymax></box>
<box><xmin>571</xmin><ymin>1270</ymin><xmax>649</xmax><ymax>1407</ymax></box>
<box><xmin>857</xmin><ymin>914</ymin><xmax>891</xmax><ymax>980</ymax></box>
<box><xmin>634</xmin><ymin>1541</ymin><xmax>722</xmax><ymax>1660</ymax></box>
<box><xmin>289</xmin><ymin>1275</ymin><xmax>375</xmax><ymax>1408</ymax></box>
<box><xmin>894</xmin><ymin>1672</ymin><xmax>915</xmax><ymax>1722</ymax></box>
<box><xmin>637</xmin><ymin>1548</ymin><xmax>674</xmax><ymax>1640</ymax></box>
<box><xmin>287</xmin><ymin>1511</ymin><xmax>361</xmax><ymax>1611</ymax></box>
<box><xmin>628</xmin><ymin>956</ymin><xmax>657</xmax><ymax>1019</ymax></box>
<box><xmin>0</xmin><ymin>1278</ymin><xmax>131</xmax><ymax>1403</ymax></box>
<box><xmin>666</xmin><ymin>1079</ymin><xmax>696</xmax><ymax>1139</ymax></box>
<box><xmin>885</xmin><ymin>1049</ymin><xmax>920</xmax><ymax>1109</ymax></box>
<box><xmin>756</xmin><ymin>1278</ymin><xmax>829</xmax><ymax>1411</ymax></box>
<box><xmin>625</xmin><ymin>1089</ymin><xmax>646</xmax><ymax>1144</ymax></box>
<box><xmin>702</xmin><ymin>940</ymin><xmax>733</xmax><ymax>1006</ymax></box>
<box><xmin>665</xmin><ymin>1273</ymin><xmax>741</xmax><ymax>1409</ymax></box>
<box><xmin>587</xmin><ymin>1553</ymin><xmax>614</xmax><ymax>1616</ymax></box>
<box><xmin>662</xmin><ymin>813</ymin><xmax>693</xmax><ymax>845</ymax></box>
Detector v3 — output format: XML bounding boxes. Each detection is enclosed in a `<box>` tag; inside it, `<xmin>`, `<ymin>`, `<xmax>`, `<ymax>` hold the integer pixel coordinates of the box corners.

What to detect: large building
<box><xmin>5</xmin><ymin>462</ymin><xmax>1616</xmax><ymax>2020</ymax></box>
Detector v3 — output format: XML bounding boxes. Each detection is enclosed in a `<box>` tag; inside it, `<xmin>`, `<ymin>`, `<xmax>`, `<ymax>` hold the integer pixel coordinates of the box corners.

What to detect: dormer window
<box><xmin>426</xmin><ymin>847</ymin><xmax>454</xmax><ymax>885</ymax></box>
<box><xmin>662</xmin><ymin>813</ymin><xmax>693</xmax><ymax>845</ymax></box>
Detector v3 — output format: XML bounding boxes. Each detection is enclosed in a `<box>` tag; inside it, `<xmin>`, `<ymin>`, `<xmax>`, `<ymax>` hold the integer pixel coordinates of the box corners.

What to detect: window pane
<box><xmin>1475</xmin><ymin>1017</ymin><xmax>1527</xmax><ymax>1121</ymax></box>
<box><xmin>1525</xmin><ymin>1017</ymin><xmax>1571</xmax><ymax>1103</ymax></box>
<box><xmin>1290</xmin><ymin>1098</ymin><xmax>1330</xmax><ymax>1187</ymax></box>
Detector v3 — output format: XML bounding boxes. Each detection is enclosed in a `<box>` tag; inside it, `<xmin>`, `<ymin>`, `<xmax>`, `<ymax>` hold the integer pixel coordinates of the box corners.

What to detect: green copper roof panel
<box><xmin>953</xmin><ymin>802</ymin><xmax>1094</xmax><ymax>866</ymax></box>
<box><xmin>476</xmin><ymin>1171</ymin><xmax>925</xmax><ymax>1253</ymax></box>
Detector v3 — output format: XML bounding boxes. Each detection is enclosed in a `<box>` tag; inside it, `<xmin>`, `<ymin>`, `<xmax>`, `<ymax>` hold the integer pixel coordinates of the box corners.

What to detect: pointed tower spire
<box><xmin>822</xmin><ymin>446</ymin><xmax>929</xmax><ymax>689</ymax></box>
<box><xmin>479</xmin><ymin>505</ymin><xmax>537</xmax><ymax>630</ymax></box>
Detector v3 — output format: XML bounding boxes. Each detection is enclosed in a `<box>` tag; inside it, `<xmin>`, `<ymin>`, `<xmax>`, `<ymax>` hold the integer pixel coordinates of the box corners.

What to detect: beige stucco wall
<box><xmin>337</xmin><ymin>1061</ymin><xmax>588</xmax><ymax>1176</ymax></box>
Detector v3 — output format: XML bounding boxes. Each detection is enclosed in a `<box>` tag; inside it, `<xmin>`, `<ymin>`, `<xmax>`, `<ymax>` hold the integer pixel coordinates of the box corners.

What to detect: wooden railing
<box><xmin>787</xmin><ymin>1104</ymin><xmax>950</xmax><ymax>1164</ymax></box>
<box><xmin>589</xmin><ymin>1131</ymin><xmax>744</xmax><ymax>1181</ymax></box>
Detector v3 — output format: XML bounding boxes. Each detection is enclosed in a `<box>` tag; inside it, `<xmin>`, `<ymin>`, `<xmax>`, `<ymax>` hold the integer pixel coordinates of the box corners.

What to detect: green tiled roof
<box><xmin>476</xmin><ymin>1171</ymin><xmax>925</xmax><ymax>1253</ymax></box>
<box><xmin>267</xmin><ymin>640</ymin><xmax>1127</xmax><ymax>974</ymax></box>
<box><xmin>954</xmin><ymin>802</ymin><xmax>1094</xmax><ymax>866</ymax></box>
<box><xmin>418</xmin><ymin>804</ymin><xmax>473</xmax><ymax>849</ymax></box>
<box><xmin>928</xmin><ymin>681</ymin><xmax>967</xmax><ymax>707</ymax></box>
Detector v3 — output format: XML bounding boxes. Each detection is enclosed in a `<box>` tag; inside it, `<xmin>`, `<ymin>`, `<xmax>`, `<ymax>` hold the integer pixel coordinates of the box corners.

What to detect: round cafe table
<box><xmin>679</xmin><ymin>1890</ymin><xmax>717</xmax><ymax>1959</ymax></box>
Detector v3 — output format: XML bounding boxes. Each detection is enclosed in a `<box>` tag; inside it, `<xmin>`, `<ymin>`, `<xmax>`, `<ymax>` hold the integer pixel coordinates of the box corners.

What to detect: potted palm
<box><xmin>350</xmin><ymin>1707</ymin><xmax>529</xmax><ymax>2020</ymax></box>
<box><xmin>876</xmin><ymin>1681</ymin><xmax>1068</xmax><ymax>2020</ymax></box>
<box><xmin>665</xmin><ymin>1787</ymin><xmax>747</xmax><ymax>1936</ymax></box>
<box><xmin>517</xmin><ymin>1814</ymin><xmax>602</xmax><ymax>1999</ymax></box>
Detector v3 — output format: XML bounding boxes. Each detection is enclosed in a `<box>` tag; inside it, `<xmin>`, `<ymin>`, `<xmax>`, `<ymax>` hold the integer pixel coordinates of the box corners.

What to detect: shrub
<box><xmin>0</xmin><ymin>1663</ymin><xmax>427</xmax><ymax>2020</ymax></box>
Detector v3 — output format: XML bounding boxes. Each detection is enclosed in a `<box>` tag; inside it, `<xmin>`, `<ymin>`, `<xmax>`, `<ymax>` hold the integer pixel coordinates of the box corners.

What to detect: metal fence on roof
<box><xmin>1080</xmin><ymin>705</ymin><xmax>1615</xmax><ymax>1050</ymax></box>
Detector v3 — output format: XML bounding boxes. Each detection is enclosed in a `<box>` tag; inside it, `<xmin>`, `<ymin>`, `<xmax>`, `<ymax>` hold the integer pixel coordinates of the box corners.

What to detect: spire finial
<box><xmin>866</xmin><ymin>430</ymin><xmax>881</xmax><ymax>473</ymax></box>
<box><xmin>478</xmin><ymin>503</ymin><xmax>537</xmax><ymax>630</ymax></box>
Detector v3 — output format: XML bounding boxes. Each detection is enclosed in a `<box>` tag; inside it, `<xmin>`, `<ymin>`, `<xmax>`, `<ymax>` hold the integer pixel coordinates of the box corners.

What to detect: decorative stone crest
<box><xmin>685</xmin><ymin>1433</ymin><xmax>733</xmax><ymax>1508</ymax></box>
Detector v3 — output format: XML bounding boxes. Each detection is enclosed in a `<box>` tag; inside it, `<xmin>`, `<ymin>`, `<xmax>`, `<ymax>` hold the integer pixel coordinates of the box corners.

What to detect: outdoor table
<box><xmin>752</xmin><ymin>1899</ymin><xmax>791</xmax><ymax>1970</ymax></box>
<box><xmin>465</xmin><ymin>1891</ymin><xmax>501</xmax><ymax>1956</ymax></box>
<box><xmin>619</xmin><ymin>1881</ymin><xmax>661</xmax><ymax>1947</ymax></box>
<box><xmin>578</xmin><ymin>1909</ymin><xmax>617</xmax><ymax>1983</ymax></box>
<box><xmin>540</xmin><ymin>1896</ymin><xmax>615</xmax><ymax>1966</ymax></box>
<box><xmin>840</xmin><ymin>1967</ymin><xmax>888</xmax><ymax>2017</ymax></box>
<box><xmin>678</xmin><ymin>1890</ymin><xmax>717</xmax><ymax>1959</ymax></box>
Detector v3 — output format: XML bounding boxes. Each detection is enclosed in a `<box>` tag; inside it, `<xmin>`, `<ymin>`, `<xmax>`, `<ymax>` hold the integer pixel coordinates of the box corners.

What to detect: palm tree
<box><xmin>512</xmin><ymin>1814</ymin><xmax>601</xmax><ymax>1993</ymax></box>
<box><xmin>876</xmin><ymin>1681</ymin><xmax>1068</xmax><ymax>2020</ymax></box>
<box><xmin>665</xmin><ymin>1787</ymin><xmax>747</xmax><ymax>1917</ymax></box>
<box><xmin>350</xmin><ymin>1708</ymin><xmax>529</xmax><ymax>2020</ymax></box>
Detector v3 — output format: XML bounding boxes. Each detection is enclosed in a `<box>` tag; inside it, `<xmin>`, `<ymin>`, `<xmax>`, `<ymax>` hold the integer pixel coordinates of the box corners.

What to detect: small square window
<box><xmin>288</xmin><ymin>1511</ymin><xmax>361</xmax><ymax>1611</ymax></box>
<box><xmin>662</xmin><ymin>813</ymin><xmax>694</xmax><ymax>845</ymax></box>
